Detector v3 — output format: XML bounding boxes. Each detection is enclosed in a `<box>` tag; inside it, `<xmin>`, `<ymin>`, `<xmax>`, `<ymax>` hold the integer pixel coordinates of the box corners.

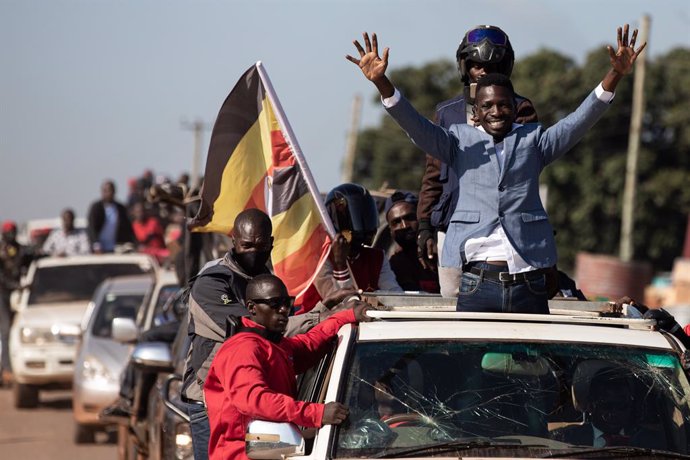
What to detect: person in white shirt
<box><xmin>43</xmin><ymin>208</ymin><xmax>90</xmax><ymax>257</ymax></box>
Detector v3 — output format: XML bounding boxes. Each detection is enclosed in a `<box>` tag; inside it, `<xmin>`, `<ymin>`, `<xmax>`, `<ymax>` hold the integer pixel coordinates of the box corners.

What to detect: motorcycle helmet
<box><xmin>325</xmin><ymin>183</ymin><xmax>378</xmax><ymax>247</ymax></box>
<box><xmin>457</xmin><ymin>25</ymin><xmax>515</xmax><ymax>85</ymax></box>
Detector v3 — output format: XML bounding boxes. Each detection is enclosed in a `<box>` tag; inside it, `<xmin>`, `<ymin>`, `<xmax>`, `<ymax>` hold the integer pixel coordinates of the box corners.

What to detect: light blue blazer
<box><xmin>386</xmin><ymin>90</ymin><xmax>611</xmax><ymax>269</ymax></box>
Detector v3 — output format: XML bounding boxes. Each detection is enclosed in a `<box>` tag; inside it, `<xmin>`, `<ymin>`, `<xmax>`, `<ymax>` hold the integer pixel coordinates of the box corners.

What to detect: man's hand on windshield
<box><xmin>322</xmin><ymin>402</ymin><xmax>349</xmax><ymax>425</ymax></box>
<box><xmin>351</xmin><ymin>301</ymin><xmax>374</xmax><ymax>322</ymax></box>
<box><xmin>322</xmin><ymin>288</ymin><xmax>360</xmax><ymax>309</ymax></box>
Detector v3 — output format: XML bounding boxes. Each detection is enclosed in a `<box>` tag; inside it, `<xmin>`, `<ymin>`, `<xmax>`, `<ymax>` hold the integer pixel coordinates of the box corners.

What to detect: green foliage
<box><xmin>352</xmin><ymin>46</ymin><xmax>690</xmax><ymax>271</ymax></box>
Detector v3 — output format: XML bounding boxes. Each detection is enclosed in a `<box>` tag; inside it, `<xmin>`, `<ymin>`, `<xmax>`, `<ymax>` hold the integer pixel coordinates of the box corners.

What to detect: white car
<box><xmin>9</xmin><ymin>254</ymin><xmax>158</xmax><ymax>408</ymax></box>
<box><xmin>247</xmin><ymin>296</ymin><xmax>690</xmax><ymax>459</ymax></box>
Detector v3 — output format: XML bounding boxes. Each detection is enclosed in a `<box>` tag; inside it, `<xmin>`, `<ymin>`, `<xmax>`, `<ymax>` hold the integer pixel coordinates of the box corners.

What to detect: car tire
<box><xmin>13</xmin><ymin>383</ymin><xmax>39</xmax><ymax>408</ymax></box>
<box><xmin>74</xmin><ymin>423</ymin><xmax>96</xmax><ymax>444</ymax></box>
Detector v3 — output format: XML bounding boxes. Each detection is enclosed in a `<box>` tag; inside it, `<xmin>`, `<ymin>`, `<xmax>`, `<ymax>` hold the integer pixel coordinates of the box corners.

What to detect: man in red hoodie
<box><xmin>204</xmin><ymin>273</ymin><xmax>371</xmax><ymax>460</ymax></box>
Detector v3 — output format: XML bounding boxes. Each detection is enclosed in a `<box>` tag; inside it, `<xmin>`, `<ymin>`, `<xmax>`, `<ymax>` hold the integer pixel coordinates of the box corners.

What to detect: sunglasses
<box><xmin>466</xmin><ymin>28</ymin><xmax>508</xmax><ymax>46</ymax></box>
<box><xmin>249</xmin><ymin>296</ymin><xmax>295</xmax><ymax>310</ymax></box>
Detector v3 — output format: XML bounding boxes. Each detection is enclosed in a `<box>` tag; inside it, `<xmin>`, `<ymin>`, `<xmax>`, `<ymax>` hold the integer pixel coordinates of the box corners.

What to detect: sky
<box><xmin>1</xmin><ymin>0</ymin><xmax>689</xmax><ymax>224</ymax></box>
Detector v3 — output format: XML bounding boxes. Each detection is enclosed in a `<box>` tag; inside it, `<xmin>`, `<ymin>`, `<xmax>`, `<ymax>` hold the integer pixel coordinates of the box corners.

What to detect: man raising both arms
<box><xmin>418</xmin><ymin>25</ymin><xmax>538</xmax><ymax>298</ymax></box>
<box><xmin>346</xmin><ymin>25</ymin><xmax>645</xmax><ymax>314</ymax></box>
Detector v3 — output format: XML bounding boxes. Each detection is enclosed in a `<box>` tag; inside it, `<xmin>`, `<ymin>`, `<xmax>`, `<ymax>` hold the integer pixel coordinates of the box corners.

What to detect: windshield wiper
<box><xmin>542</xmin><ymin>446</ymin><xmax>690</xmax><ymax>459</ymax></box>
<box><xmin>373</xmin><ymin>440</ymin><xmax>550</xmax><ymax>458</ymax></box>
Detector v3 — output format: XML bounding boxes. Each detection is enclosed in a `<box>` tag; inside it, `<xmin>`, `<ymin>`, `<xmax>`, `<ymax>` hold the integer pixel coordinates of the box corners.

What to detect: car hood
<box><xmin>17</xmin><ymin>302</ymin><xmax>88</xmax><ymax>328</ymax></box>
<box><xmin>80</xmin><ymin>335</ymin><xmax>131</xmax><ymax>376</ymax></box>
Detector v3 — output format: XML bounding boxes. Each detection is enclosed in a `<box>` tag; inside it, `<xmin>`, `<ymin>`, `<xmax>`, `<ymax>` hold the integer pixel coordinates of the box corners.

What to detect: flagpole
<box><xmin>255</xmin><ymin>61</ymin><xmax>337</xmax><ymax>240</ymax></box>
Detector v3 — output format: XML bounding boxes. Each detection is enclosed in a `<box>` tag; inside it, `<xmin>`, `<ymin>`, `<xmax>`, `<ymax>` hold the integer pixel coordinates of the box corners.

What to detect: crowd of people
<box><xmin>0</xmin><ymin>169</ymin><xmax>193</xmax><ymax>386</ymax></box>
<box><xmin>4</xmin><ymin>20</ymin><xmax>686</xmax><ymax>459</ymax></box>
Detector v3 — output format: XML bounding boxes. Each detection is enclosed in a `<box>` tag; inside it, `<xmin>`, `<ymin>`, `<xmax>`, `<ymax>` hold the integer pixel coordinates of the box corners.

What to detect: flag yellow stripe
<box><xmin>271</xmin><ymin>193</ymin><xmax>322</xmax><ymax>265</ymax></box>
<box><xmin>200</xmin><ymin>96</ymin><xmax>275</xmax><ymax>233</ymax></box>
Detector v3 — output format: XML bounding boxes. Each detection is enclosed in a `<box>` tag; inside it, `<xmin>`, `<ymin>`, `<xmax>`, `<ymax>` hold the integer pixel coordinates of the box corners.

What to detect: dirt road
<box><xmin>0</xmin><ymin>386</ymin><xmax>117</xmax><ymax>460</ymax></box>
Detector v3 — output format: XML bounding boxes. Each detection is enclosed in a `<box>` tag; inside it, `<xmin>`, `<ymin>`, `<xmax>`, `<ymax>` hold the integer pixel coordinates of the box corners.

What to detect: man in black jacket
<box><xmin>87</xmin><ymin>180</ymin><xmax>136</xmax><ymax>253</ymax></box>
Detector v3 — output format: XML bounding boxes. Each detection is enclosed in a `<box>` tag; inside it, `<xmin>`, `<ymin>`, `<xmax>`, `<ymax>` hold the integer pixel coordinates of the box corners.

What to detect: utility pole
<box><xmin>180</xmin><ymin>119</ymin><xmax>210</xmax><ymax>192</ymax></box>
<box><xmin>620</xmin><ymin>15</ymin><xmax>650</xmax><ymax>263</ymax></box>
<box><xmin>341</xmin><ymin>94</ymin><xmax>362</xmax><ymax>183</ymax></box>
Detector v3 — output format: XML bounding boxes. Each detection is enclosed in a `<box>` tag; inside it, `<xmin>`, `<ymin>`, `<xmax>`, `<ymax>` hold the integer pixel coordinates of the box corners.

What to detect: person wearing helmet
<box><xmin>302</xmin><ymin>184</ymin><xmax>402</xmax><ymax>311</ymax></box>
<box><xmin>417</xmin><ymin>26</ymin><xmax>538</xmax><ymax>298</ymax></box>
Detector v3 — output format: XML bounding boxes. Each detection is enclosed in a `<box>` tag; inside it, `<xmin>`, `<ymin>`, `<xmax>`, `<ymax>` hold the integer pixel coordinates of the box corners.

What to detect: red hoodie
<box><xmin>204</xmin><ymin>309</ymin><xmax>356</xmax><ymax>460</ymax></box>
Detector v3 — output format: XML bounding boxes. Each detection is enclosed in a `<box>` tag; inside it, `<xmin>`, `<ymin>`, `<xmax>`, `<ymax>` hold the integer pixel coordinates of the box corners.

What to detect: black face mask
<box><xmin>233</xmin><ymin>249</ymin><xmax>271</xmax><ymax>276</ymax></box>
<box><xmin>393</xmin><ymin>228</ymin><xmax>416</xmax><ymax>250</ymax></box>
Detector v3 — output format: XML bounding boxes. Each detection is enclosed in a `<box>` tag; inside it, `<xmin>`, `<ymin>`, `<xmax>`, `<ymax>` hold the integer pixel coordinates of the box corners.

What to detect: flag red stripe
<box><xmin>270</xmin><ymin>129</ymin><xmax>296</xmax><ymax>172</ymax></box>
<box><xmin>273</xmin><ymin>225</ymin><xmax>330</xmax><ymax>297</ymax></box>
<box><xmin>243</xmin><ymin>172</ymin><xmax>268</xmax><ymax>213</ymax></box>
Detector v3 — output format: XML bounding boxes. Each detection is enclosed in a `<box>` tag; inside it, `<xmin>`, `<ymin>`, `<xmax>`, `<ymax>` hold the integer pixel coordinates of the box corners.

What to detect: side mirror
<box><xmin>246</xmin><ymin>420</ymin><xmax>305</xmax><ymax>459</ymax></box>
<box><xmin>10</xmin><ymin>289</ymin><xmax>23</xmax><ymax>312</ymax></box>
<box><xmin>111</xmin><ymin>317</ymin><xmax>138</xmax><ymax>343</ymax></box>
<box><xmin>131</xmin><ymin>341</ymin><xmax>174</xmax><ymax>372</ymax></box>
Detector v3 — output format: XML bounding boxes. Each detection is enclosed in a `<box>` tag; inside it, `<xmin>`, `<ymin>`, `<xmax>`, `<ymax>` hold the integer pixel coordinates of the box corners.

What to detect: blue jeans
<box><xmin>184</xmin><ymin>400</ymin><xmax>210</xmax><ymax>460</ymax></box>
<box><xmin>456</xmin><ymin>262</ymin><xmax>549</xmax><ymax>314</ymax></box>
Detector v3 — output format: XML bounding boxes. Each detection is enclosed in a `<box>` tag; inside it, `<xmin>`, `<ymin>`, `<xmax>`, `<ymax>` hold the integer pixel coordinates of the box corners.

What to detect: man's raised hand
<box><xmin>607</xmin><ymin>24</ymin><xmax>646</xmax><ymax>75</ymax></box>
<box><xmin>346</xmin><ymin>32</ymin><xmax>389</xmax><ymax>81</ymax></box>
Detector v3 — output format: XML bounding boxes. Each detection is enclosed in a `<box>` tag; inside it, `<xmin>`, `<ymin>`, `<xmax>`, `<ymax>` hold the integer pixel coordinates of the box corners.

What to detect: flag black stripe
<box><xmin>190</xmin><ymin>65</ymin><xmax>265</xmax><ymax>228</ymax></box>
<box><xmin>271</xmin><ymin>165</ymin><xmax>309</xmax><ymax>216</ymax></box>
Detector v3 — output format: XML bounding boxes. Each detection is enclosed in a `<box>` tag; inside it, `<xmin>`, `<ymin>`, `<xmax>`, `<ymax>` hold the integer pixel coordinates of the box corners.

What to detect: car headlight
<box><xmin>20</xmin><ymin>326</ymin><xmax>55</xmax><ymax>344</ymax></box>
<box><xmin>175</xmin><ymin>422</ymin><xmax>194</xmax><ymax>460</ymax></box>
<box><xmin>81</xmin><ymin>355</ymin><xmax>111</xmax><ymax>382</ymax></box>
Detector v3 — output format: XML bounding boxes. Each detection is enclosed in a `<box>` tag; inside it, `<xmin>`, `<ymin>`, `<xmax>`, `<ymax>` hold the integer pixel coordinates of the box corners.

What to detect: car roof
<box><xmin>356</xmin><ymin>317</ymin><xmax>671</xmax><ymax>350</ymax></box>
<box><xmin>98</xmin><ymin>274</ymin><xmax>155</xmax><ymax>294</ymax></box>
<box><xmin>353</xmin><ymin>293</ymin><xmax>674</xmax><ymax>351</ymax></box>
<box><xmin>34</xmin><ymin>254</ymin><xmax>158</xmax><ymax>270</ymax></box>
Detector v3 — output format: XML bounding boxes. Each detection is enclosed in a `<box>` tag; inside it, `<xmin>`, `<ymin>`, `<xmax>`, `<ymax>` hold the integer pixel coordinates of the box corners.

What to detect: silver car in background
<box><xmin>72</xmin><ymin>275</ymin><xmax>154</xmax><ymax>443</ymax></box>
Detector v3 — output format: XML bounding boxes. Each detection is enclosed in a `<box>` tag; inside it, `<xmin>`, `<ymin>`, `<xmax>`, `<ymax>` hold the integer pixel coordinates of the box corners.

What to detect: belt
<box><xmin>464</xmin><ymin>265</ymin><xmax>546</xmax><ymax>284</ymax></box>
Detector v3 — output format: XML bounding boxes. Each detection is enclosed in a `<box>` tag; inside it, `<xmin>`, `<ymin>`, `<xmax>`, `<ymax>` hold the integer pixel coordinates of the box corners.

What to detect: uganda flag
<box><xmin>189</xmin><ymin>63</ymin><xmax>334</xmax><ymax>300</ymax></box>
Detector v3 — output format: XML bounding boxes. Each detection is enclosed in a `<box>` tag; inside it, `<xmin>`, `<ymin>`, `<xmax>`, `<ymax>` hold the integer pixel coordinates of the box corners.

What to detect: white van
<box><xmin>9</xmin><ymin>254</ymin><xmax>157</xmax><ymax>408</ymax></box>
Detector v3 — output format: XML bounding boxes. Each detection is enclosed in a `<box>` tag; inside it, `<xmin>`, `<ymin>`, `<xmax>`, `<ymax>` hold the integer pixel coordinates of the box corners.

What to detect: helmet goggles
<box><xmin>463</xmin><ymin>28</ymin><xmax>509</xmax><ymax>63</ymax></box>
<box><xmin>466</xmin><ymin>27</ymin><xmax>509</xmax><ymax>46</ymax></box>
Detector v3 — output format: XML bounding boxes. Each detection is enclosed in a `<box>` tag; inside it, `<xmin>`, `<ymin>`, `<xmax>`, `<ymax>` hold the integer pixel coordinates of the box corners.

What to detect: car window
<box><xmin>150</xmin><ymin>285</ymin><xmax>183</xmax><ymax>327</ymax></box>
<box><xmin>334</xmin><ymin>340</ymin><xmax>690</xmax><ymax>458</ymax></box>
<box><xmin>91</xmin><ymin>292</ymin><xmax>146</xmax><ymax>338</ymax></box>
<box><xmin>296</xmin><ymin>342</ymin><xmax>337</xmax><ymax>456</ymax></box>
<box><xmin>29</xmin><ymin>263</ymin><xmax>152</xmax><ymax>304</ymax></box>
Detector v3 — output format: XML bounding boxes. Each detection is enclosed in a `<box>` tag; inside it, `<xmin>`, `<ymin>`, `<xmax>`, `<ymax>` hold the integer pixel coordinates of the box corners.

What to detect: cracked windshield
<box><xmin>335</xmin><ymin>340</ymin><xmax>690</xmax><ymax>457</ymax></box>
